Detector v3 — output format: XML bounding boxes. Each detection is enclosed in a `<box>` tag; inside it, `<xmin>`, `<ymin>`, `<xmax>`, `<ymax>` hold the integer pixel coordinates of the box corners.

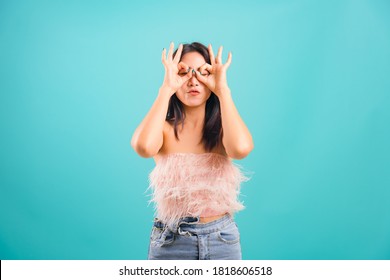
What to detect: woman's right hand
<box><xmin>161</xmin><ymin>42</ymin><xmax>192</xmax><ymax>95</ymax></box>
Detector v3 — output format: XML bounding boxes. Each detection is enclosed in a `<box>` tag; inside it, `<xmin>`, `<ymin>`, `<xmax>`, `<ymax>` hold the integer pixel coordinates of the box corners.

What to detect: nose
<box><xmin>188</xmin><ymin>69</ymin><xmax>199</xmax><ymax>86</ymax></box>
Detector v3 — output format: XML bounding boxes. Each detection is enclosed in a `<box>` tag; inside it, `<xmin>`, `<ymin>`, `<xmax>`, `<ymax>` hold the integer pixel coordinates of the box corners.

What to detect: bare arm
<box><xmin>218</xmin><ymin>88</ymin><xmax>253</xmax><ymax>159</ymax></box>
<box><xmin>131</xmin><ymin>42</ymin><xmax>192</xmax><ymax>157</ymax></box>
<box><xmin>131</xmin><ymin>87</ymin><xmax>172</xmax><ymax>157</ymax></box>
<box><xmin>195</xmin><ymin>45</ymin><xmax>254</xmax><ymax>159</ymax></box>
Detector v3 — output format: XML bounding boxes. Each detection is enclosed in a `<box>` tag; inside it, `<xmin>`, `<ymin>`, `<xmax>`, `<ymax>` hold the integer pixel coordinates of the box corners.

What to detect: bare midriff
<box><xmin>199</xmin><ymin>213</ymin><xmax>227</xmax><ymax>224</ymax></box>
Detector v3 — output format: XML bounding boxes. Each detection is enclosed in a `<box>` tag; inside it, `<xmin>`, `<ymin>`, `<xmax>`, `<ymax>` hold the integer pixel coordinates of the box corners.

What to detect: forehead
<box><xmin>180</xmin><ymin>52</ymin><xmax>206</xmax><ymax>69</ymax></box>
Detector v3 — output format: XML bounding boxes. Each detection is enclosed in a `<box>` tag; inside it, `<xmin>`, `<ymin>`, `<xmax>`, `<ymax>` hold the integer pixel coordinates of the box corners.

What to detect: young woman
<box><xmin>131</xmin><ymin>42</ymin><xmax>253</xmax><ymax>260</ymax></box>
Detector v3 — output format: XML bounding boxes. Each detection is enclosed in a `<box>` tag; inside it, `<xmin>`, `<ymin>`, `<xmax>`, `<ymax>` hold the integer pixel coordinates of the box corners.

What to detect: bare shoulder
<box><xmin>154</xmin><ymin>120</ymin><xmax>229</xmax><ymax>161</ymax></box>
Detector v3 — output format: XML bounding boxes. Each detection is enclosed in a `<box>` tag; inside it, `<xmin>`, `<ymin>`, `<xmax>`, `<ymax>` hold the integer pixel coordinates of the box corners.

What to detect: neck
<box><xmin>183</xmin><ymin>104</ymin><xmax>206</xmax><ymax>129</ymax></box>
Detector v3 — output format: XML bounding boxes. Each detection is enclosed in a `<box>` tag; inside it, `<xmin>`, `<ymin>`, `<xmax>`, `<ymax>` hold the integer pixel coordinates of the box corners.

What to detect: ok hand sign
<box><xmin>195</xmin><ymin>45</ymin><xmax>232</xmax><ymax>96</ymax></box>
<box><xmin>161</xmin><ymin>42</ymin><xmax>192</xmax><ymax>95</ymax></box>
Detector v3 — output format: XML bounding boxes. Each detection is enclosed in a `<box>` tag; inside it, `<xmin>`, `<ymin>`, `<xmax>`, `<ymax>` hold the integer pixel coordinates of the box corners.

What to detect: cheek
<box><xmin>176</xmin><ymin>88</ymin><xmax>185</xmax><ymax>98</ymax></box>
<box><xmin>176</xmin><ymin>83</ymin><xmax>187</xmax><ymax>94</ymax></box>
<box><xmin>204</xmin><ymin>88</ymin><xmax>212</xmax><ymax>97</ymax></box>
<box><xmin>174</xmin><ymin>90</ymin><xmax>185</xmax><ymax>103</ymax></box>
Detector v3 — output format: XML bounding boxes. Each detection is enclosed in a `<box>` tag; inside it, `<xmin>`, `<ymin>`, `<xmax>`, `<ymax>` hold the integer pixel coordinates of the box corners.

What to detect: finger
<box><xmin>216</xmin><ymin>46</ymin><xmax>223</xmax><ymax>64</ymax></box>
<box><xmin>173</xmin><ymin>44</ymin><xmax>183</xmax><ymax>63</ymax></box>
<box><xmin>208</xmin><ymin>44</ymin><xmax>215</xmax><ymax>65</ymax></box>
<box><xmin>224</xmin><ymin>51</ymin><xmax>232</xmax><ymax>68</ymax></box>
<box><xmin>183</xmin><ymin>70</ymin><xmax>193</xmax><ymax>82</ymax></box>
<box><xmin>161</xmin><ymin>48</ymin><xmax>167</xmax><ymax>64</ymax></box>
<box><xmin>179</xmin><ymin>69</ymin><xmax>193</xmax><ymax>84</ymax></box>
<box><xmin>199</xmin><ymin>63</ymin><xmax>212</xmax><ymax>74</ymax></box>
<box><xmin>195</xmin><ymin>71</ymin><xmax>207</xmax><ymax>84</ymax></box>
<box><xmin>178</xmin><ymin>61</ymin><xmax>190</xmax><ymax>74</ymax></box>
<box><xmin>167</xmin><ymin>42</ymin><xmax>174</xmax><ymax>61</ymax></box>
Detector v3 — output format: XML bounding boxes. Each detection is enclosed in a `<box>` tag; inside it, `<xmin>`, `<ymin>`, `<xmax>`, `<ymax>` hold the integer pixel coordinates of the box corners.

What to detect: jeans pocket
<box><xmin>217</xmin><ymin>222</ymin><xmax>240</xmax><ymax>245</ymax></box>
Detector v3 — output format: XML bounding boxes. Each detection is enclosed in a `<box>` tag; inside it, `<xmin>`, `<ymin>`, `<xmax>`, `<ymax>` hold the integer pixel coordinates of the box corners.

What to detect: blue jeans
<box><xmin>147</xmin><ymin>213</ymin><xmax>242</xmax><ymax>260</ymax></box>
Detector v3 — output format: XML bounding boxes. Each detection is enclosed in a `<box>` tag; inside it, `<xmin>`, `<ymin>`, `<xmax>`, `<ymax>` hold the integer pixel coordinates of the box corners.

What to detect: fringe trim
<box><xmin>147</xmin><ymin>153</ymin><xmax>251</xmax><ymax>227</ymax></box>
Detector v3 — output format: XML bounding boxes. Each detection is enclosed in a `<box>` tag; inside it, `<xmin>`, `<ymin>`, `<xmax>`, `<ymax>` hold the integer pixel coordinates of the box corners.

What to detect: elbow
<box><xmin>227</xmin><ymin>142</ymin><xmax>254</xmax><ymax>160</ymax></box>
<box><xmin>130</xmin><ymin>137</ymin><xmax>159</xmax><ymax>158</ymax></box>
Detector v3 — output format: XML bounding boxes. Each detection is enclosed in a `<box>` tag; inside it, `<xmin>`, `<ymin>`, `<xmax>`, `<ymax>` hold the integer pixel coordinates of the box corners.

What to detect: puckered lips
<box><xmin>188</xmin><ymin>88</ymin><xmax>200</xmax><ymax>96</ymax></box>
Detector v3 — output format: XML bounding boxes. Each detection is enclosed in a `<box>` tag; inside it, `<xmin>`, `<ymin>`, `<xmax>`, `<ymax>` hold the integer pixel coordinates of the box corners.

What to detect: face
<box><xmin>176</xmin><ymin>52</ymin><xmax>212</xmax><ymax>108</ymax></box>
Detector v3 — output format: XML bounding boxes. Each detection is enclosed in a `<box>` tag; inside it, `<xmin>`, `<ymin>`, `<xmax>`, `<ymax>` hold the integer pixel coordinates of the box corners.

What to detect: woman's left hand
<box><xmin>195</xmin><ymin>45</ymin><xmax>232</xmax><ymax>96</ymax></box>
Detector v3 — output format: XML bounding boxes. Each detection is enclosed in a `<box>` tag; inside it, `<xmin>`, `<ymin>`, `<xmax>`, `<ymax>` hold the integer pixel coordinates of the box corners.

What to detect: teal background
<box><xmin>1</xmin><ymin>0</ymin><xmax>389</xmax><ymax>260</ymax></box>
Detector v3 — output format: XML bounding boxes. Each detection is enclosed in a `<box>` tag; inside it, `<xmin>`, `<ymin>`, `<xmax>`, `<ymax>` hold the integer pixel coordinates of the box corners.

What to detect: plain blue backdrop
<box><xmin>0</xmin><ymin>0</ymin><xmax>389</xmax><ymax>259</ymax></box>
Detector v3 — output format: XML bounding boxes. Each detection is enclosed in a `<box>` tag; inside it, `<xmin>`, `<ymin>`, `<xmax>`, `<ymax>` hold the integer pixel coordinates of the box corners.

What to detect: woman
<box><xmin>131</xmin><ymin>42</ymin><xmax>253</xmax><ymax>260</ymax></box>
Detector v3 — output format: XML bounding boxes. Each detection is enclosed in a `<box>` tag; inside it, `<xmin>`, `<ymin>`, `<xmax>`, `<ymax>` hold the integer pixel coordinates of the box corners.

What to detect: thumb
<box><xmin>195</xmin><ymin>71</ymin><xmax>208</xmax><ymax>85</ymax></box>
<box><xmin>181</xmin><ymin>69</ymin><xmax>193</xmax><ymax>84</ymax></box>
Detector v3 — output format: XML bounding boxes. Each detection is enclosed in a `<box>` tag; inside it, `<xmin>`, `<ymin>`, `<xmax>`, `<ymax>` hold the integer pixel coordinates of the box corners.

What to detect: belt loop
<box><xmin>178</xmin><ymin>227</ymin><xmax>192</xmax><ymax>237</ymax></box>
<box><xmin>176</xmin><ymin>216</ymin><xmax>200</xmax><ymax>236</ymax></box>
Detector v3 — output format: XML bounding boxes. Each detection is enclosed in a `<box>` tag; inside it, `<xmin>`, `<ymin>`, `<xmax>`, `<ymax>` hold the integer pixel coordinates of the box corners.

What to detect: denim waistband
<box><xmin>153</xmin><ymin>213</ymin><xmax>234</xmax><ymax>236</ymax></box>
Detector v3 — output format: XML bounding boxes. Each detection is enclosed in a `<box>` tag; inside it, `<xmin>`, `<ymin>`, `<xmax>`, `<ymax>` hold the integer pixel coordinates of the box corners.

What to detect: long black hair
<box><xmin>166</xmin><ymin>42</ymin><xmax>222</xmax><ymax>152</ymax></box>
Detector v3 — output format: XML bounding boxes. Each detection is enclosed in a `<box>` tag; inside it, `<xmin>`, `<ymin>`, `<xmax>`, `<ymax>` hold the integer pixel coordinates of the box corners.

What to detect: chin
<box><xmin>182</xmin><ymin>101</ymin><xmax>206</xmax><ymax>108</ymax></box>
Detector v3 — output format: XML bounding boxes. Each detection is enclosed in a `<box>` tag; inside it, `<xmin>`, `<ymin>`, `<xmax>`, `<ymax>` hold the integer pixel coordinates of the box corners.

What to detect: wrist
<box><xmin>159</xmin><ymin>85</ymin><xmax>176</xmax><ymax>96</ymax></box>
<box><xmin>214</xmin><ymin>86</ymin><xmax>231</xmax><ymax>97</ymax></box>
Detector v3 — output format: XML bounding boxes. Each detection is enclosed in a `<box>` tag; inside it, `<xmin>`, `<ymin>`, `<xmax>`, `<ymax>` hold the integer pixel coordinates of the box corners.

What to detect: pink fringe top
<box><xmin>148</xmin><ymin>153</ymin><xmax>248</xmax><ymax>227</ymax></box>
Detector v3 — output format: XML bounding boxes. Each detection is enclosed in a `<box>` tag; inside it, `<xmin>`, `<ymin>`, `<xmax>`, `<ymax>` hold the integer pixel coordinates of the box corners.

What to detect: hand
<box><xmin>161</xmin><ymin>42</ymin><xmax>192</xmax><ymax>95</ymax></box>
<box><xmin>195</xmin><ymin>45</ymin><xmax>232</xmax><ymax>96</ymax></box>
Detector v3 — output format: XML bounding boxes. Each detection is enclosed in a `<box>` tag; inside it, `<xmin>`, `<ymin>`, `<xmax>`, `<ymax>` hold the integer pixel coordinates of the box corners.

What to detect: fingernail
<box><xmin>192</xmin><ymin>69</ymin><xmax>195</xmax><ymax>74</ymax></box>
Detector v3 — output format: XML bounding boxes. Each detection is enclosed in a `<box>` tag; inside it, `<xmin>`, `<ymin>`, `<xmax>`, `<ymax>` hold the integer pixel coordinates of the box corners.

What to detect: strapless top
<box><xmin>148</xmin><ymin>153</ymin><xmax>249</xmax><ymax>227</ymax></box>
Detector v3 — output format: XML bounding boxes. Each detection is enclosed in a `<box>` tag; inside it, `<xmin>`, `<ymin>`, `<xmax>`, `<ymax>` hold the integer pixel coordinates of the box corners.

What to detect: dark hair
<box><xmin>166</xmin><ymin>42</ymin><xmax>222</xmax><ymax>152</ymax></box>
